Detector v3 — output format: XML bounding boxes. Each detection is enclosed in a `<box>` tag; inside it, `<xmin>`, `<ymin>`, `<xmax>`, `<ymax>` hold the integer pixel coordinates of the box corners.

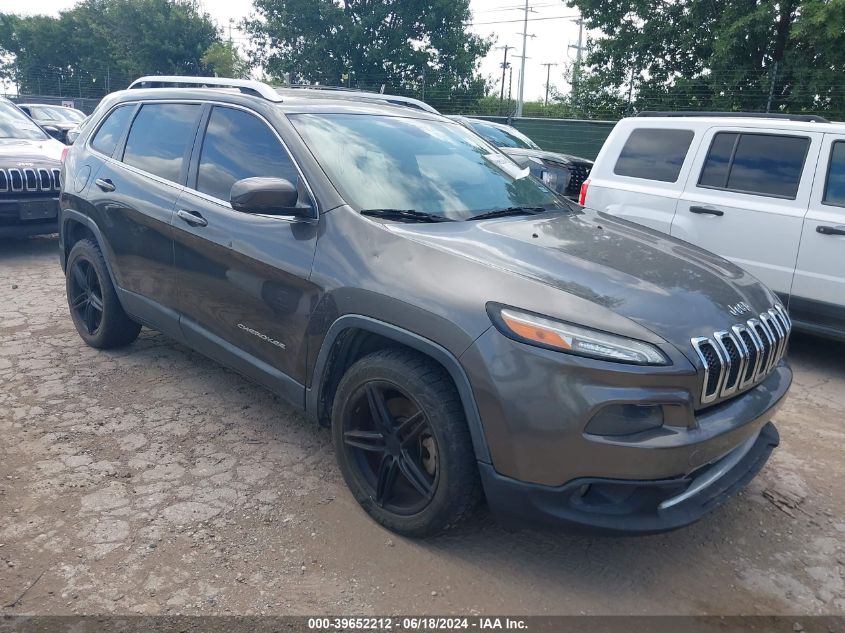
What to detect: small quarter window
<box><xmin>613</xmin><ymin>128</ymin><xmax>694</xmax><ymax>183</ymax></box>
<box><xmin>698</xmin><ymin>132</ymin><xmax>809</xmax><ymax>199</ymax></box>
<box><xmin>824</xmin><ymin>141</ymin><xmax>845</xmax><ymax>207</ymax></box>
<box><xmin>90</xmin><ymin>105</ymin><xmax>134</xmax><ymax>157</ymax></box>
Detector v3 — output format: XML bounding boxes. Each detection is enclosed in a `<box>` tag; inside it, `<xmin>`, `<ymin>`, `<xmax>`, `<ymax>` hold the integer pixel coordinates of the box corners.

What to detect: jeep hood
<box><xmin>501</xmin><ymin>147</ymin><xmax>593</xmax><ymax>166</ymax></box>
<box><xmin>386</xmin><ymin>209</ymin><xmax>778</xmax><ymax>354</ymax></box>
<box><xmin>0</xmin><ymin>138</ymin><xmax>65</xmax><ymax>163</ymax></box>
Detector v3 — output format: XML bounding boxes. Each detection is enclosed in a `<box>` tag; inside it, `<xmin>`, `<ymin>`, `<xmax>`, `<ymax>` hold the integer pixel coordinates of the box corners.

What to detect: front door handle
<box><xmin>689</xmin><ymin>206</ymin><xmax>725</xmax><ymax>217</ymax></box>
<box><xmin>817</xmin><ymin>225</ymin><xmax>845</xmax><ymax>236</ymax></box>
<box><xmin>176</xmin><ymin>209</ymin><xmax>208</xmax><ymax>227</ymax></box>
<box><xmin>94</xmin><ymin>178</ymin><xmax>115</xmax><ymax>192</ymax></box>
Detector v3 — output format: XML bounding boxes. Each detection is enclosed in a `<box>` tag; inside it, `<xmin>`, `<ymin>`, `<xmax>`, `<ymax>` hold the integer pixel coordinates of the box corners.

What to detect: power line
<box><xmin>470</xmin><ymin>14</ymin><xmax>581</xmax><ymax>26</ymax></box>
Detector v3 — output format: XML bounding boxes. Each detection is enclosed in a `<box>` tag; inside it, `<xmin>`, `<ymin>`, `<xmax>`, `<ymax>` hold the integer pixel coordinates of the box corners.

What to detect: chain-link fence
<box><xmin>4</xmin><ymin>66</ymin><xmax>841</xmax><ymax>159</ymax></box>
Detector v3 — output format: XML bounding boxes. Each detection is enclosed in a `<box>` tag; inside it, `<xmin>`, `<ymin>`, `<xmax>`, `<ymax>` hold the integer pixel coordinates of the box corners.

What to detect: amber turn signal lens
<box><xmin>501</xmin><ymin>312</ymin><xmax>572</xmax><ymax>350</ymax></box>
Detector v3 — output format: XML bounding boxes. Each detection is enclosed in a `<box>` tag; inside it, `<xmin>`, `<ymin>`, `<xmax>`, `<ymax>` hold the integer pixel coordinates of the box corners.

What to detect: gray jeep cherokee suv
<box><xmin>59</xmin><ymin>78</ymin><xmax>791</xmax><ymax>537</ymax></box>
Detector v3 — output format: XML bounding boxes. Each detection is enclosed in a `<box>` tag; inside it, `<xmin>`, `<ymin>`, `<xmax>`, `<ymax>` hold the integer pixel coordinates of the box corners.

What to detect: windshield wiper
<box><xmin>360</xmin><ymin>208</ymin><xmax>454</xmax><ymax>223</ymax></box>
<box><xmin>466</xmin><ymin>206</ymin><xmax>549</xmax><ymax>221</ymax></box>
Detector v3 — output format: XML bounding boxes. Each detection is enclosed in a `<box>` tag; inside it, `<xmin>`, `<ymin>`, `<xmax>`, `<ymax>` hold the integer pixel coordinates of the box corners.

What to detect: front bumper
<box><xmin>0</xmin><ymin>198</ymin><xmax>59</xmax><ymax>238</ymax></box>
<box><xmin>461</xmin><ymin>326</ymin><xmax>790</xmax><ymax>532</ymax></box>
<box><xmin>480</xmin><ymin>422</ymin><xmax>778</xmax><ymax>534</ymax></box>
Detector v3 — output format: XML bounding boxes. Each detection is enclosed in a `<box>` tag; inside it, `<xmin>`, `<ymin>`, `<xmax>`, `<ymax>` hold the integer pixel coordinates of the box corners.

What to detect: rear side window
<box><xmin>196</xmin><ymin>106</ymin><xmax>299</xmax><ymax>202</ymax></box>
<box><xmin>122</xmin><ymin>103</ymin><xmax>202</xmax><ymax>183</ymax></box>
<box><xmin>698</xmin><ymin>132</ymin><xmax>809</xmax><ymax>199</ymax></box>
<box><xmin>91</xmin><ymin>105</ymin><xmax>134</xmax><ymax>157</ymax></box>
<box><xmin>613</xmin><ymin>128</ymin><xmax>694</xmax><ymax>182</ymax></box>
<box><xmin>824</xmin><ymin>141</ymin><xmax>845</xmax><ymax>207</ymax></box>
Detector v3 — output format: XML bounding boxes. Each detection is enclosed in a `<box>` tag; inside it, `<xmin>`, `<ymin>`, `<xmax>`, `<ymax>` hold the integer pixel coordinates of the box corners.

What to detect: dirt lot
<box><xmin>1</xmin><ymin>235</ymin><xmax>844</xmax><ymax>617</ymax></box>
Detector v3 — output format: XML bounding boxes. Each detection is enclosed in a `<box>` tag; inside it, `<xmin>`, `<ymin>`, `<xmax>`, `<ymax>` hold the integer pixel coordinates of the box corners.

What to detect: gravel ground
<box><xmin>1</xmin><ymin>235</ymin><xmax>844</xmax><ymax>616</ymax></box>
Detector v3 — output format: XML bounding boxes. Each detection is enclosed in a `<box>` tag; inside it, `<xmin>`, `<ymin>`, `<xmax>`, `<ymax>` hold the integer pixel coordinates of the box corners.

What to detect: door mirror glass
<box><xmin>230</xmin><ymin>177</ymin><xmax>306</xmax><ymax>216</ymax></box>
<box><xmin>42</xmin><ymin>125</ymin><xmax>64</xmax><ymax>142</ymax></box>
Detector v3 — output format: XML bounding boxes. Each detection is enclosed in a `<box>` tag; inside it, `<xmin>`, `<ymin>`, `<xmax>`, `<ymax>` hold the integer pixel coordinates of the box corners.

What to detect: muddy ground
<box><xmin>1</xmin><ymin>235</ymin><xmax>843</xmax><ymax>616</ymax></box>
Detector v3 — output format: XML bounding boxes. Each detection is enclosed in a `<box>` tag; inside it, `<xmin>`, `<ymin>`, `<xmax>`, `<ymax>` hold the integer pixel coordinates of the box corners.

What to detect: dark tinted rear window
<box><xmin>614</xmin><ymin>128</ymin><xmax>694</xmax><ymax>182</ymax></box>
<box><xmin>91</xmin><ymin>105</ymin><xmax>134</xmax><ymax>157</ymax></box>
<box><xmin>824</xmin><ymin>141</ymin><xmax>845</xmax><ymax>207</ymax></box>
<box><xmin>122</xmin><ymin>103</ymin><xmax>201</xmax><ymax>183</ymax></box>
<box><xmin>698</xmin><ymin>132</ymin><xmax>809</xmax><ymax>198</ymax></box>
<box><xmin>196</xmin><ymin>106</ymin><xmax>299</xmax><ymax>202</ymax></box>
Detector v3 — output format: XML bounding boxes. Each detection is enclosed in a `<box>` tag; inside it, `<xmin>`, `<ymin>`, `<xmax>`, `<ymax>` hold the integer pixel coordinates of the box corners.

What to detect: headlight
<box><xmin>489</xmin><ymin>305</ymin><xmax>669</xmax><ymax>365</ymax></box>
<box><xmin>538</xmin><ymin>163</ymin><xmax>572</xmax><ymax>195</ymax></box>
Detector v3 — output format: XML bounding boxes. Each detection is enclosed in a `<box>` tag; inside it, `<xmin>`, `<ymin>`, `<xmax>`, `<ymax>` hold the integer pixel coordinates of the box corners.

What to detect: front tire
<box><xmin>66</xmin><ymin>238</ymin><xmax>141</xmax><ymax>349</ymax></box>
<box><xmin>332</xmin><ymin>348</ymin><xmax>482</xmax><ymax>537</ymax></box>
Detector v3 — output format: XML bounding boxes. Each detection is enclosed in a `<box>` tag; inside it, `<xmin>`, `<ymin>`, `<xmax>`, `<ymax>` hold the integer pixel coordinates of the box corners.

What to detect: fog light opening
<box><xmin>585</xmin><ymin>404</ymin><xmax>665</xmax><ymax>437</ymax></box>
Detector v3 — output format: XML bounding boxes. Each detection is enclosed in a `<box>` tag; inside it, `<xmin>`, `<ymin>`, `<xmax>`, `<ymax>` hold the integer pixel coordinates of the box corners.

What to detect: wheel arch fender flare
<box><xmin>60</xmin><ymin>209</ymin><xmax>119</xmax><ymax>292</ymax></box>
<box><xmin>307</xmin><ymin>314</ymin><xmax>492</xmax><ymax>464</ymax></box>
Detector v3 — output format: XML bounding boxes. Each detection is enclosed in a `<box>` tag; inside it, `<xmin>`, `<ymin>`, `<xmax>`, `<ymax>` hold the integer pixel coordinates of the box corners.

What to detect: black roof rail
<box><xmin>636</xmin><ymin>111</ymin><xmax>830</xmax><ymax>123</ymax></box>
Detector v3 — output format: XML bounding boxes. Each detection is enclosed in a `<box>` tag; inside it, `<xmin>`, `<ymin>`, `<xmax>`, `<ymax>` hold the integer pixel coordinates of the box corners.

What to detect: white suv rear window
<box><xmin>613</xmin><ymin>128</ymin><xmax>694</xmax><ymax>183</ymax></box>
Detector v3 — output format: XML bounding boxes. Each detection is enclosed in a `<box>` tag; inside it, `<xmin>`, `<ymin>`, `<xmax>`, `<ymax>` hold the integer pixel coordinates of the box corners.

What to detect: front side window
<box><xmin>614</xmin><ymin>128</ymin><xmax>694</xmax><ymax>182</ymax></box>
<box><xmin>469</xmin><ymin>120</ymin><xmax>540</xmax><ymax>150</ymax></box>
<box><xmin>0</xmin><ymin>101</ymin><xmax>49</xmax><ymax>141</ymax></box>
<box><xmin>698</xmin><ymin>132</ymin><xmax>809</xmax><ymax>199</ymax></box>
<box><xmin>196</xmin><ymin>106</ymin><xmax>299</xmax><ymax>202</ymax></box>
<box><xmin>122</xmin><ymin>103</ymin><xmax>202</xmax><ymax>183</ymax></box>
<box><xmin>91</xmin><ymin>105</ymin><xmax>134</xmax><ymax>157</ymax></box>
<box><xmin>289</xmin><ymin>113</ymin><xmax>563</xmax><ymax>220</ymax></box>
<box><xmin>824</xmin><ymin>141</ymin><xmax>845</xmax><ymax>207</ymax></box>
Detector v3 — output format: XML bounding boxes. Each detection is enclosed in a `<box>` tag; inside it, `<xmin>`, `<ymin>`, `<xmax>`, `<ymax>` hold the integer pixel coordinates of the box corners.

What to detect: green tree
<box><xmin>202</xmin><ymin>41</ymin><xmax>250</xmax><ymax>79</ymax></box>
<box><xmin>245</xmin><ymin>0</ymin><xmax>491</xmax><ymax>110</ymax></box>
<box><xmin>567</xmin><ymin>0</ymin><xmax>845</xmax><ymax>119</ymax></box>
<box><xmin>0</xmin><ymin>0</ymin><xmax>221</xmax><ymax>98</ymax></box>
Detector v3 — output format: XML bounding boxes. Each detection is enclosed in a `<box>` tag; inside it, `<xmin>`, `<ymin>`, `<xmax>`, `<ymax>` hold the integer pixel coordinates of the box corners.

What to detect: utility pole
<box><xmin>766</xmin><ymin>61</ymin><xmax>779</xmax><ymax>113</ymax></box>
<box><xmin>497</xmin><ymin>45</ymin><xmax>514</xmax><ymax>104</ymax></box>
<box><xmin>541</xmin><ymin>62</ymin><xmax>558</xmax><ymax>106</ymax></box>
<box><xmin>626</xmin><ymin>65</ymin><xmax>635</xmax><ymax>112</ymax></box>
<box><xmin>228</xmin><ymin>18</ymin><xmax>234</xmax><ymax>43</ymax></box>
<box><xmin>515</xmin><ymin>0</ymin><xmax>535</xmax><ymax>118</ymax></box>
<box><xmin>569</xmin><ymin>16</ymin><xmax>585</xmax><ymax>110</ymax></box>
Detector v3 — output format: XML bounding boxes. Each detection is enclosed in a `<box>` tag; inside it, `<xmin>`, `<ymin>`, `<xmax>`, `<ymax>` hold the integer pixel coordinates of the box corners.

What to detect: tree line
<box><xmin>1</xmin><ymin>0</ymin><xmax>844</xmax><ymax>119</ymax></box>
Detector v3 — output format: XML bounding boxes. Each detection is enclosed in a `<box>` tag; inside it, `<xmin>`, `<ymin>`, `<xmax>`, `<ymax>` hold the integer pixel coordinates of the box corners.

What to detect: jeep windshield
<box><xmin>0</xmin><ymin>101</ymin><xmax>50</xmax><ymax>141</ymax></box>
<box><xmin>289</xmin><ymin>113</ymin><xmax>564</xmax><ymax>221</ymax></box>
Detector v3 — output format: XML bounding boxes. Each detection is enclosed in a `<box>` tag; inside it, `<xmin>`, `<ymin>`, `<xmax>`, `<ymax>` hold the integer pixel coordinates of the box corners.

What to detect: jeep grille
<box><xmin>691</xmin><ymin>305</ymin><xmax>791</xmax><ymax>405</ymax></box>
<box><xmin>0</xmin><ymin>168</ymin><xmax>62</xmax><ymax>194</ymax></box>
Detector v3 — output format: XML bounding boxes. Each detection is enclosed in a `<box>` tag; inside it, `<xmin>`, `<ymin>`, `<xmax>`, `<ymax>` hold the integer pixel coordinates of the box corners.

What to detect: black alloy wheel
<box><xmin>342</xmin><ymin>380</ymin><xmax>439</xmax><ymax>515</ymax></box>
<box><xmin>68</xmin><ymin>258</ymin><xmax>104</xmax><ymax>336</ymax></box>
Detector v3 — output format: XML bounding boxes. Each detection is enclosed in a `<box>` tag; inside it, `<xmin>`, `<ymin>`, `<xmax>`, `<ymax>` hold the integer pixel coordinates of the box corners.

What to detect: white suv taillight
<box><xmin>578</xmin><ymin>178</ymin><xmax>591</xmax><ymax>206</ymax></box>
<box><xmin>60</xmin><ymin>147</ymin><xmax>69</xmax><ymax>163</ymax></box>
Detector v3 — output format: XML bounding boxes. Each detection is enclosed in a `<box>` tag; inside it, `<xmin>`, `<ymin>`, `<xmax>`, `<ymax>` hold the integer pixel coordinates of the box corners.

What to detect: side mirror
<box><xmin>66</xmin><ymin>127</ymin><xmax>81</xmax><ymax>145</ymax></box>
<box><xmin>42</xmin><ymin>125</ymin><xmax>65</xmax><ymax>142</ymax></box>
<box><xmin>230</xmin><ymin>177</ymin><xmax>310</xmax><ymax>217</ymax></box>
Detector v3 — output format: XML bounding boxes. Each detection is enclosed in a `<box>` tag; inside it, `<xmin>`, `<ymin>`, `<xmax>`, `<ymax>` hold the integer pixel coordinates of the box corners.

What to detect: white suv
<box><xmin>582</xmin><ymin>113</ymin><xmax>845</xmax><ymax>341</ymax></box>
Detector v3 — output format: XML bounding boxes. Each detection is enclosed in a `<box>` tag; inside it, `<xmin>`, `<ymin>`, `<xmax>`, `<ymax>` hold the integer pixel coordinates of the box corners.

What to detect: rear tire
<box><xmin>66</xmin><ymin>238</ymin><xmax>141</xmax><ymax>349</ymax></box>
<box><xmin>332</xmin><ymin>348</ymin><xmax>482</xmax><ymax>537</ymax></box>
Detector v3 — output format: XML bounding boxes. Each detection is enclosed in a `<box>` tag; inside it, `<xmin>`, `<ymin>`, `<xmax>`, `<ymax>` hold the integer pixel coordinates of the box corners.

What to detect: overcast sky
<box><xmin>0</xmin><ymin>0</ymin><xmax>586</xmax><ymax>101</ymax></box>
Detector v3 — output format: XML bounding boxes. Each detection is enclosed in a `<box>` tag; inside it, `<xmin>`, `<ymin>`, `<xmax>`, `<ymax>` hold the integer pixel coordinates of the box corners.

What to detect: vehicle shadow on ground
<box><xmin>0</xmin><ymin>235</ymin><xmax>58</xmax><ymax>262</ymax></box>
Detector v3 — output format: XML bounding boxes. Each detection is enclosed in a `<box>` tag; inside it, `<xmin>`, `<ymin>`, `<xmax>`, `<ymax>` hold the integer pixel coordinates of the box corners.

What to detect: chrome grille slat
<box><xmin>0</xmin><ymin>170</ymin><xmax>7</xmax><ymax>192</ymax></box>
<box><xmin>692</xmin><ymin>306</ymin><xmax>791</xmax><ymax>405</ymax></box>
<box><xmin>52</xmin><ymin>169</ymin><xmax>62</xmax><ymax>190</ymax></box>
<box><xmin>37</xmin><ymin>168</ymin><xmax>51</xmax><ymax>190</ymax></box>
<box><xmin>9</xmin><ymin>168</ymin><xmax>23</xmax><ymax>192</ymax></box>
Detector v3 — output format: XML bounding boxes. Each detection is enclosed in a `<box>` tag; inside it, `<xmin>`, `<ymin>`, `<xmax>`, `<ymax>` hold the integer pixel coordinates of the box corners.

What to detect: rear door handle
<box><xmin>689</xmin><ymin>206</ymin><xmax>724</xmax><ymax>217</ymax></box>
<box><xmin>176</xmin><ymin>209</ymin><xmax>208</xmax><ymax>227</ymax></box>
<box><xmin>94</xmin><ymin>178</ymin><xmax>115</xmax><ymax>192</ymax></box>
<box><xmin>817</xmin><ymin>224</ymin><xmax>845</xmax><ymax>236</ymax></box>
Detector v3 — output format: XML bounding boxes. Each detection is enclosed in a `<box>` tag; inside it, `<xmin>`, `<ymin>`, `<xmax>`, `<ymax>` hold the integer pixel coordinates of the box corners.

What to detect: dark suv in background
<box><xmin>0</xmin><ymin>98</ymin><xmax>65</xmax><ymax>238</ymax></box>
<box><xmin>60</xmin><ymin>77</ymin><xmax>791</xmax><ymax>537</ymax></box>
